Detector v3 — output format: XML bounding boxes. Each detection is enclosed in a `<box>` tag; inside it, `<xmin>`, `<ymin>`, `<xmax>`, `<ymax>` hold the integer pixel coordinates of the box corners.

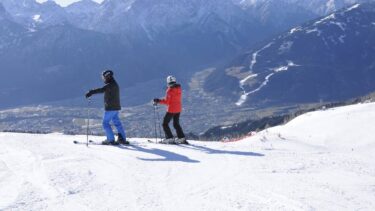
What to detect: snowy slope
<box><xmin>1</xmin><ymin>102</ymin><xmax>375</xmax><ymax>210</ymax></box>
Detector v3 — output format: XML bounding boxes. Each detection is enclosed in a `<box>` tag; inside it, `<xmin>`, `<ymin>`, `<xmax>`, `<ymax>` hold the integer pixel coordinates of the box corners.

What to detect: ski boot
<box><xmin>175</xmin><ymin>137</ymin><xmax>189</xmax><ymax>145</ymax></box>
<box><xmin>160</xmin><ymin>138</ymin><xmax>175</xmax><ymax>144</ymax></box>
<box><xmin>102</xmin><ymin>140</ymin><xmax>119</xmax><ymax>145</ymax></box>
<box><xmin>116</xmin><ymin>133</ymin><xmax>130</xmax><ymax>145</ymax></box>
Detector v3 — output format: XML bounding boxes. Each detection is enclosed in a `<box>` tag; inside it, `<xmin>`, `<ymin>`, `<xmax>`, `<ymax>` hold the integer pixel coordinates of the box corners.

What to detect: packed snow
<box><xmin>1</xmin><ymin>102</ymin><xmax>375</xmax><ymax>210</ymax></box>
<box><xmin>289</xmin><ymin>26</ymin><xmax>302</xmax><ymax>34</ymax></box>
<box><xmin>315</xmin><ymin>14</ymin><xmax>336</xmax><ymax>25</ymax></box>
<box><xmin>346</xmin><ymin>3</ymin><xmax>361</xmax><ymax>12</ymax></box>
<box><xmin>32</xmin><ymin>14</ymin><xmax>42</xmax><ymax>23</ymax></box>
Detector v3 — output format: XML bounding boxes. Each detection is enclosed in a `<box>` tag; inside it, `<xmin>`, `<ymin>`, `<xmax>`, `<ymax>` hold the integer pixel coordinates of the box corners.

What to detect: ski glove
<box><xmin>153</xmin><ymin>98</ymin><xmax>161</xmax><ymax>104</ymax></box>
<box><xmin>85</xmin><ymin>91</ymin><xmax>93</xmax><ymax>98</ymax></box>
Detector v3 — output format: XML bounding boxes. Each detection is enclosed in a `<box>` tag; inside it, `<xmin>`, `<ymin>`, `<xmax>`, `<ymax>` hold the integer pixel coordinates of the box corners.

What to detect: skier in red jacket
<box><xmin>154</xmin><ymin>76</ymin><xmax>187</xmax><ymax>144</ymax></box>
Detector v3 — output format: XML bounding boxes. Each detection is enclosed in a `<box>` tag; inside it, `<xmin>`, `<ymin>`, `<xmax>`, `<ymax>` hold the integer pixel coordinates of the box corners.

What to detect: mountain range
<box><xmin>0</xmin><ymin>0</ymin><xmax>367</xmax><ymax>108</ymax></box>
<box><xmin>205</xmin><ymin>2</ymin><xmax>375</xmax><ymax>108</ymax></box>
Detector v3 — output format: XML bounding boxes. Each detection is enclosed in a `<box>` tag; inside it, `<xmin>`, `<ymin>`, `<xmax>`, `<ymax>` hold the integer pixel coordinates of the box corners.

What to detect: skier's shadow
<box><xmin>178</xmin><ymin>144</ymin><xmax>265</xmax><ymax>157</ymax></box>
<box><xmin>118</xmin><ymin>145</ymin><xmax>200</xmax><ymax>163</ymax></box>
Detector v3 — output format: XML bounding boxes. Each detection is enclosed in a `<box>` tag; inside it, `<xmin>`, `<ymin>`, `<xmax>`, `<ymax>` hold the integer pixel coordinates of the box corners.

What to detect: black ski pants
<box><xmin>162</xmin><ymin>112</ymin><xmax>185</xmax><ymax>139</ymax></box>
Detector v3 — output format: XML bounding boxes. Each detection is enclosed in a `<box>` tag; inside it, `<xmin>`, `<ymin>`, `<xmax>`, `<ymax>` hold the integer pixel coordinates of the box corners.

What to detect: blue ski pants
<box><xmin>102</xmin><ymin>111</ymin><xmax>126</xmax><ymax>141</ymax></box>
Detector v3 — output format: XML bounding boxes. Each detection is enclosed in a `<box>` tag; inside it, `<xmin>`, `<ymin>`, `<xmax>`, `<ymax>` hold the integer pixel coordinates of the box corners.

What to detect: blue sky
<box><xmin>36</xmin><ymin>0</ymin><xmax>104</xmax><ymax>7</ymax></box>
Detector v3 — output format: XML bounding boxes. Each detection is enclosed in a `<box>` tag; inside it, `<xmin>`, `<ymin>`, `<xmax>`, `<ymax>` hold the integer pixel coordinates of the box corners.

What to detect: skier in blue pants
<box><xmin>85</xmin><ymin>70</ymin><xmax>129</xmax><ymax>145</ymax></box>
<box><xmin>102</xmin><ymin>111</ymin><xmax>126</xmax><ymax>144</ymax></box>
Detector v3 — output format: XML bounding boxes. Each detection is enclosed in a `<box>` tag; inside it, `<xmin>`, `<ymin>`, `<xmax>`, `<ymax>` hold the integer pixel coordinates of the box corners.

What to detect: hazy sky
<box><xmin>36</xmin><ymin>0</ymin><xmax>104</xmax><ymax>7</ymax></box>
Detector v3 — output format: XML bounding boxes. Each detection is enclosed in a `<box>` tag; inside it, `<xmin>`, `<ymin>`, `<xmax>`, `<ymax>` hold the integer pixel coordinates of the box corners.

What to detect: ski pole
<box><xmin>155</xmin><ymin>104</ymin><xmax>163</xmax><ymax>142</ymax></box>
<box><xmin>86</xmin><ymin>98</ymin><xmax>91</xmax><ymax>147</ymax></box>
<box><xmin>153</xmin><ymin>103</ymin><xmax>158</xmax><ymax>143</ymax></box>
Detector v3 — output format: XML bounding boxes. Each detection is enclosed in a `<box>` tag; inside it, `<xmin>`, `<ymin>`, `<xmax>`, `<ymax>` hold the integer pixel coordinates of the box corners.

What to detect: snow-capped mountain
<box><xmin>0</xmin><ymin>102</ymin><xmax>374</xmax><ymax>210</ymax></box>
<box><xmin>73</xmin><ymin>0</ymin><xmax>317</xmax><ymax>44</ymax></box>
<box><xmin>206</xmin><ymin>2</ymin><xmax>375</xmax><ymax>107</ymax></box>
<box><xmin>1</xmin><ymin>0</ymin><xmax>68</xmax><ymax>29</ymax></box>
<box><xmin>65</xmin><ymin>0</ymin><xmax>100</xmax><ymax>30</ymax></box>
<box><xmin>237</xmin><ymin>0</ymin><xmax>370</xmax><ymax>15</ymax></box>
<box><xmin>2</xmin><ymin>0</ymin><xmax>367</xmax><ymax>34</ymax></box>
<box><xmin>90</xmin><ymin>0</ymin><xmax>258</xmax><ymax>34</ymax></box>
<box><xmin>287</xmin><ymin>0</ymin><xmax>370</xmax><ymax>15</ymax></box>
<box><xmin>0</xmin><ymin>0</ymin><xmax>319</xmax><ymax>108</ymax></box>
<box><xmin>60</xmin><ymin>0</ymin><xmax>367</xmax><ymax>35</ymax></box>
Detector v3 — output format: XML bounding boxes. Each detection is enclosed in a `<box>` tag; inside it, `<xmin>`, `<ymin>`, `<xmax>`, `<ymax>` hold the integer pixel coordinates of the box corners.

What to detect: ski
<box><xmin>74</xmin><ymin>139</ymin><xmax>188</xmax><ymax>146</ymax></box>
<box><xmin>147</xmin><ymin>139</ymin><xmax>175</xmax><ymax>144</ymax></box>
<box><xmin>147</xmin><ymin>139</ymin><xmax>190</xmax><ymax>145</ymax></box>
<box><xmin>73</xmin><ymin>140</ymin><xmax>102</xmax><ymax>145</ymax></box>
<box><xmin>73</xmin><ymin>140</ymin><xmax>131</xmax><ymax>146</ymax></box>
<box><xmin>178</xmin><ymin>140</ymin><xmax>190</xmax><ymax>145</ymax></box>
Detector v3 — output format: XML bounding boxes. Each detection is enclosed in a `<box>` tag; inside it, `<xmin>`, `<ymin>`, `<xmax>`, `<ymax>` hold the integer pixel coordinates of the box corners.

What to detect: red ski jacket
<box><xmin>159</xmin><ymin>84</ymin><xmax>182</xmax><ymax>113</ymax></box>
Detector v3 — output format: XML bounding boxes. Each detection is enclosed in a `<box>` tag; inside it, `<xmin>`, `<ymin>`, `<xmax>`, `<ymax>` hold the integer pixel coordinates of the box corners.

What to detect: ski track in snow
<box><xmin>239</xmin><ymin>42</ymin><xmax>274</xmax><ymax>88</ymax></box>
<box><xmin>236</xmin><ymin>42</ymin><xmax>274</xmax><ymax>106</ymax></box>
<box><xmin>237</xmin><ymin>61</ymin><xmax>298</xmax><ymax>106</ymax></box>
<box><xmin>1</xmin><ymin>103</ymin><xmax>375</xmax><ymax>210</ymax></box>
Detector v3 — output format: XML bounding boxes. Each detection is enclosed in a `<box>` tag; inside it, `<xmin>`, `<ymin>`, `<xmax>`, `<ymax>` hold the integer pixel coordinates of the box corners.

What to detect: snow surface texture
<box><xmin>1</xmin><ymin>102</ymin><xmax>375</xmax><ymax>210</ymax></box>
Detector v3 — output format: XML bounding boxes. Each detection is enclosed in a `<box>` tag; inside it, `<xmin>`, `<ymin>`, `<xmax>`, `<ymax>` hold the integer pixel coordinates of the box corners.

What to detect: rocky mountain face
<box><xmin>205</xmin><ymin>2</ymin><xmax>375</xmax><ymax>108</ymax></box>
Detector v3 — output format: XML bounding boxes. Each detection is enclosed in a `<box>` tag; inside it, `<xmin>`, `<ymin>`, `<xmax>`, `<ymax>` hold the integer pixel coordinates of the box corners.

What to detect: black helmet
<box><xmin>102</xmin><ymin>70</ymin><xmax>114</xmax><ymax>78</ymax></box>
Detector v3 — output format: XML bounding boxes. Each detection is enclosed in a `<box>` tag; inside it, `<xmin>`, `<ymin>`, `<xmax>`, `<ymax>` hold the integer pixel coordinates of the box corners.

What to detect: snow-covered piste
<box><xmin>1</xmin><ymin>102</ymin><xmax>375</xmax><ymax>210</ymax></box>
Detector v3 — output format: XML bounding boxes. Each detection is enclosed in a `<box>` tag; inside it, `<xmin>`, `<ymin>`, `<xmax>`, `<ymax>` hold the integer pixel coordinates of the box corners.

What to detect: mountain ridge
<box><xmin>205</xmin><ymin>2</ymin><xmax>375</xmax><ymax>108</ymax></box>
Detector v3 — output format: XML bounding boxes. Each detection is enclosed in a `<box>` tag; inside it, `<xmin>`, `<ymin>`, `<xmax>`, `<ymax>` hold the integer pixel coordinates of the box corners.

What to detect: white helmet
<box><xmin>166</xmin><ymin>75</ymin><xmax>176</xmax><ymax>84</ymax></box>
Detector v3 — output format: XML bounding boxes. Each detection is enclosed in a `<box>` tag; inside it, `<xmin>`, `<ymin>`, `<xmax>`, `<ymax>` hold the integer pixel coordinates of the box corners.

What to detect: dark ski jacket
<box><xmin>90</xmin><ymin>79</ymin><xmax>121</xmax><ymax>111</ymax></box>
<box><xmin>159</xmin><ymin>83</ymin><xmax>182</xmax><ymax>113</ymax></box>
